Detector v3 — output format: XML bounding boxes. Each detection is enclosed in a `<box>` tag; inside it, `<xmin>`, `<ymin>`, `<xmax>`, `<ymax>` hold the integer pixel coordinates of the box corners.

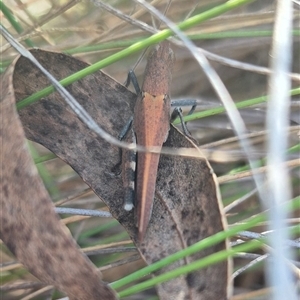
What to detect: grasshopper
<box><xmin>122</xmin><ymin>41</ymin><xmax>175</xmax><ymax>242</ymax></box>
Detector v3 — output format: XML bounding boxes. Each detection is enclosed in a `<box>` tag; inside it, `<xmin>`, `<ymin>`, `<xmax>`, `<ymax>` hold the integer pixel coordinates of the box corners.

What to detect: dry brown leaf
<box><xmin>12</xmin><ymin>49</ymin><xmax>231</xmax><ymax>299</ymax></box>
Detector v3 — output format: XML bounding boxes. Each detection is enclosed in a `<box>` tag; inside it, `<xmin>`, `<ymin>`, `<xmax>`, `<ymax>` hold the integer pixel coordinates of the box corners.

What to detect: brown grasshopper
<box><xmin>122</xmin><ymin>41</ymin><xmax>175</xmax><ymax>242</ymax></box>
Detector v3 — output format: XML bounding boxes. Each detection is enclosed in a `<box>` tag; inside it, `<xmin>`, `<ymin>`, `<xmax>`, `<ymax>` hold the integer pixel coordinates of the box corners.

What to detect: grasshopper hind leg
<box><xmin>121</xmin><ymin>69</ymin><xmax>140</xmax><ymax>211</ymax></box>
<box><xmin>122</xmin><ymin>129</ymin><xmax>137</xmax><ymax>211</ymax></box>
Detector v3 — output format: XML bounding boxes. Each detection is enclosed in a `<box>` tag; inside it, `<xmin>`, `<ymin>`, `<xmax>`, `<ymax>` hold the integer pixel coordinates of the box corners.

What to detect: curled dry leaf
<box><xmin>0</xmin><ymin>57</ymin><xmax>117</xmax><ymax>299</ymax></box>
<box><xmin>11</xmin><ymin>49</ymin><xmax>231</xmax><ymax>299</ymax></box>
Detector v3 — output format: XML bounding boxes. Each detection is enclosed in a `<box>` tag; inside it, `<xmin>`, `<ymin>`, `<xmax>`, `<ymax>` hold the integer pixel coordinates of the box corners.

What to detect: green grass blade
<box><xmin>0</xmin><ymin>1</ymin><xmax>34</xmax><ymax>47</ymax></box>
<box><xmin>111</xmin><ymin>196</ymin><xmax>299</xmax><ymax>291</ymax></box>
<box><xmin>173</xmin><ymin>87</ymin><xmax>300</xmax><ymax>124</ymax></box>
<box><xmin>118</xmin><ymin>239</ymin><xmax>262</xmax><ymax>297</ymax></box>
<box><xmin>118</xmin><ymin>223</ymin><xmax>300</xmax><ymax>297</ymax></box>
